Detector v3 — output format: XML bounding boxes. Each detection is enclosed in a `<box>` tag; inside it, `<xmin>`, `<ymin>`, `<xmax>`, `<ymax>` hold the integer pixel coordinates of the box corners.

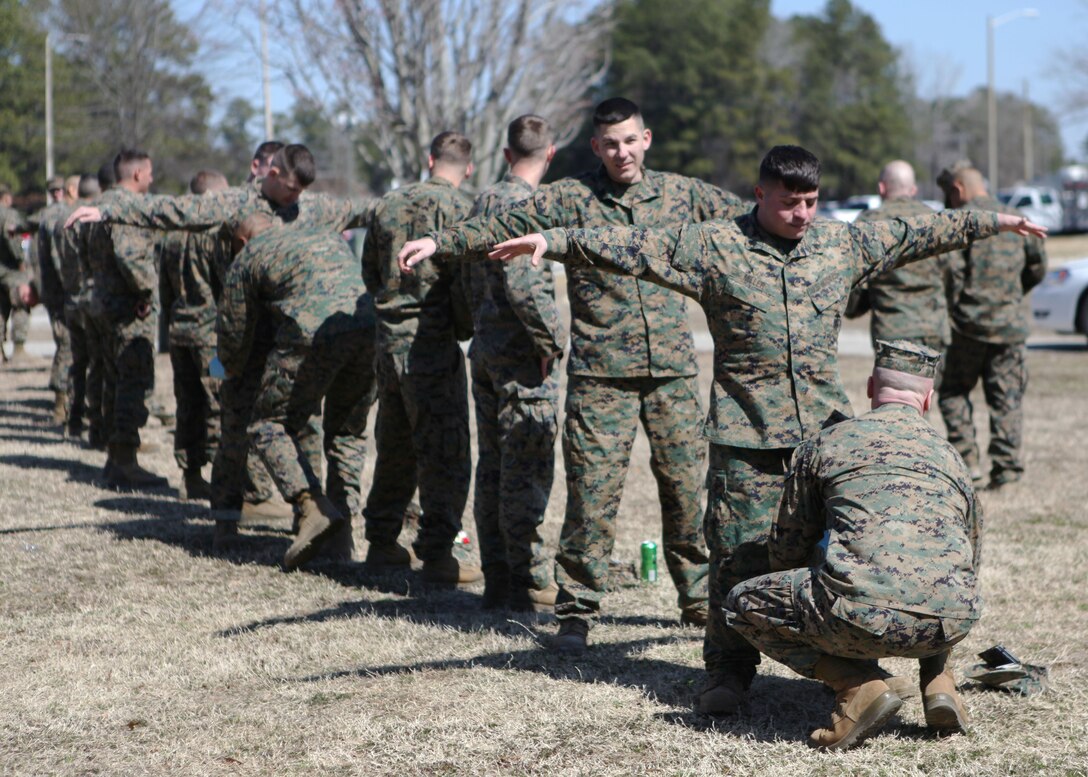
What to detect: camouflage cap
<box><xmin>46</xmin><ymin>176</ymin><xmax>65</xmax><ymax>191</ymax></box>
<box><xmin>936</xmin><ymin>159</ymin><xmax>974</xmax><ymax>192</ymax></box>
<box><xmin>874</xmin><ymin>339</ymin><xmax>942</xmax><ymax>378</ymax></box>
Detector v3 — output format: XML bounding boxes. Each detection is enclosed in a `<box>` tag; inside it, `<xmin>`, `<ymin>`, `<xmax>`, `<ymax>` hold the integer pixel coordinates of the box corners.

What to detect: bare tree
<box><xmin>267</xmin><ymin>0</ymin><xmax>611</xmax><ymax>190</ymax></box>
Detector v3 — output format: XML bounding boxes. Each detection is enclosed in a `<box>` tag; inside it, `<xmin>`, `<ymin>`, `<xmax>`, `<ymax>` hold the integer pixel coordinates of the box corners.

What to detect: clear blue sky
<box><xmin>175</xmin><ymin>0</ymin><xmax>1088</xmax><ymax>162</ymax></box>
<box><xmin>772</xmin><ymin>0</ymin><xmax>1088</xmax><ymax>159</ymax></box>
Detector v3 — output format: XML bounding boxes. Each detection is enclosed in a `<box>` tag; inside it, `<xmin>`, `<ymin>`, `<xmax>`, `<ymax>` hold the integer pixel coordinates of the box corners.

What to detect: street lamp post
<box><xmin>44</xmin><ymin>31</ymin><xmax>90</xmax><ymax>180</ymax></box>
<box><xmin>987</xmin><ymin>8</ymin><xmax>1039</xmax><ymax>193</ymax></box>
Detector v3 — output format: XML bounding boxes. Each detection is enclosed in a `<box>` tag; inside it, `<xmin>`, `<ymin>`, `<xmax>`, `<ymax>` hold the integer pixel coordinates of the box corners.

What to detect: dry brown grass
<box><xmin>1</xmin><ymin>343</ymin><xmax>1086</xmax><ymax>776</ymax></box>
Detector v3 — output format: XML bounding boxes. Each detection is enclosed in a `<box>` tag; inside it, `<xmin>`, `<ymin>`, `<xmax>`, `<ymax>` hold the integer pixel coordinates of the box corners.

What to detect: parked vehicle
<box><xmin>997</xmin><ymin>186</ymin><xmax>1063</xmax><ymax>233</ymax></box>
<box><xmin>828</xmin><ymin>194</ymin><xmax>881</xmax><ymax>223</ymax></box>
<box><xmin>1031</xmin><ymin>257</ymin><xmax>1088</xmax><ymax>340</ymax></box>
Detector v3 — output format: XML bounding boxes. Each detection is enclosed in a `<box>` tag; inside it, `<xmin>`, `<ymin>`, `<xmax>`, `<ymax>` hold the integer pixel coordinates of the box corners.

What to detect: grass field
<box><xmin>1</xmin><ymin>333</ymin><xmax>1086</xmax><ymax>775</ymax></box>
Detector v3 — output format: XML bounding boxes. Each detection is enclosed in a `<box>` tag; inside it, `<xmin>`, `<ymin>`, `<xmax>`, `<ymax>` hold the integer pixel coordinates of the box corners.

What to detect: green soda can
<box><xmin>640</xmin><ymin>540</ymin><xmax>658</xmax><ymax>582</ymax></box>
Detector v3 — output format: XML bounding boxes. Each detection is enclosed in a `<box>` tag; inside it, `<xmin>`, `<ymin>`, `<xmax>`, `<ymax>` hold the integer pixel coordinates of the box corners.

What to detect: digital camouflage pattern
<box><xmin>433</xmin><ymin>166</ymin><xmax>745</xmax><ymax>378</ymax></box>
<box><xmin>466</xmin><ymin>173</ymin><xmax>564</xmax><ymax>592</ymax></box>
<box><xmin>98</xmin><ymin>179</ymin><xmax>378</xmax><ymax>245</ymax></box>
<box><xmin>53</xmin><ymin>217</ymin><xmax>99</xmax><ymax>435</ymax></box>
<box><xmin>35</xmin><ymin>201</ymin><xmax>73</xmax><ymax>393</ymax></box>
<box><xmin>725</xmin><ymin>402</ymin><xmax>981</xmax><ymax>678</ymax></box>
<box><xmin>537</xmin><ymin>206</ymin><xmax>1000</xmax><ymax>670</ymax></box>
<box><xmin>428</xmin><ymin>166</ymin><xmax>734</xmax><ymax>618</ymax></box>
<box><xmin>159</xmin><ymin>227</ymin><xmax>230</xmax><ymax>472</ymax></box>
<box><xmin>362</xmin><ymin>177</ymin><xmax>473</xmax><ymax>562</ymax></box>
<box><xmin>84</xmin><ymin>188</ymin><xmax>160</xmax><ymax>448</ymax></box>
<box><xmin>220</xmin><ymin>226</ymin><xmax>376</xmax><ymax>516</ymax></box>
<box><xmin>0</xmin><ymin>203</ymin><xmax>30</xmax><ymax>347</ymax></box>
<box><xmin>939</xmin><ymin>195</ymin><xmax>1047</xmax><ymax>484</ymax></box>
<box><xmin>947</xmin><ymin>195</ymin><xmax>1046</xmax><ymax>345</ymax></box>
<box><xmin>851</xmin><ymin>198</ymin><xmax>951</xmax><ymax>348</ymax></box>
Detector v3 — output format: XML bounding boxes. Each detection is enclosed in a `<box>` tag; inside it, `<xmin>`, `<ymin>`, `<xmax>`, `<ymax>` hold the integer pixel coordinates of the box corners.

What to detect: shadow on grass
<box><xmin>0</xmin><ymin>452</ymin><xmax>103</xmax><ymax>485</ymax></box>
<box><xmin>0</xmin><ymin>432</ymin><xmax>69</xmax><ymax>447</ymax></box>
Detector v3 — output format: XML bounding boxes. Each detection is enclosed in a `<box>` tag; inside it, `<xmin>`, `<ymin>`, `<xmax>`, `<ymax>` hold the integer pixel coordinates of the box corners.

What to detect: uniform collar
<box><xmin>591</xmin><ymin>166</ymin><xmax>662</xmax><ymax>207</ymax></box>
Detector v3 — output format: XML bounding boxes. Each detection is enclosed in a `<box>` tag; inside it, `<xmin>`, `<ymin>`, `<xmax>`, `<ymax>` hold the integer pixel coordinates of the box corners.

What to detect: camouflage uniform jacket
<box><xmin>35</xmin><ymin>201</ymin><xmax>71</xmax><ymax>311</ymax></box>
<box><xmin>362</xmin><ymin>176</ymin><xmax>473</xmax><ymax>373</ymax></box>
<box><xmin>53</xmin><ymin>207</ymin><xmax>86</xmax><ymax>311</ymax></box>
<box><xmin>853</xmin><ymin>198</ymin><xmax>951</xmax><ymax>343</ymax></box>
<box><xmin>0</xmin><ymin>204</ymin><xmax>28</xmax><ymax>287</ymax></box>
<box><xmin>539</xmin><ymin>208</ymin><xmax>1001</xmax><ymax>449</ymax></box>
<box><xmin>770</xmin><ymin>402</ymin><xmax>982</xmax><ymax>620</ymax></box>
<box><xmin>431</xmin><ymin>166</ymin><xmax>745</xmax><ymax>377</ymax></box>
<box><xmin>159</xmin><ymin>228</ymin><xmax>230</xmax><ymax>348</ymax></box>
<box><xmin>84</xmin><ymin>188</ymin><xmax>159</xmax><ymax>322</ymax></box>
<box><xmin>466</xmin><ymin>173</ymin><xmax>565</xmax><ymax>365</ymax></box>
<box><xmin>218</xmin><ymin>227</ymin><xmax>374</xmax><ymax>377</ymax></box>
<box><xmin>948</xmin><ymin>194</ymin><xmax>1047</xmax><ymax>344</ymax></box>
<box><xmin>98</xmin><ymin>178</ymin><xmax>377</xmax><ymax>243</ymax></box>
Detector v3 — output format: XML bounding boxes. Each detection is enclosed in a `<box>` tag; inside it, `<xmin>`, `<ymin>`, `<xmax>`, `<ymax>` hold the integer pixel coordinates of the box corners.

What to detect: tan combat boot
<box><xmin>52</xmin><ymin>391</ymin><xmax>68</xmax><ymax>426</ymax></box>
<box><xmin>283</xmin><ymin>491</ymin><xmax>343</xmax><ymax>570</ymax></box>
<box><xmin>421</xmin><ymin>546</ymin><xmax>483</xmax><ymax>584</ymax></box>
<box><xmin>680</xmin><ymin>602</ymin><xmax>709</xmax><ymax>627</ymax></box>
<box><xmin>365</xmin><ymin>541</ymin><xmax>414</xmax><ymax>568</ymax></box>
<box><xmin>920</xmin><ymin>650</ymin><xmax>970</xmax><ymax>733</ymax></box>
<box><xmin>318</xmin><ymin>517</ymin><xmax>356</xmax><ymax>563</ymax></box>
<box><xmin>697</xmin><ymin>670</ymin><xmax>751</xmax><ymax>715</ymax></box>
<box><xmin>106</xmin><ymin>443</ymin><xmax>169</xmax><ymax>490</ymax></box>
<box><xmin>211</xmin><ymin>510</ymin><xmax>242</xmax><ymax>553</ymax></box>
<box><xmin>509</xmin><ymin>580</ymin><xmax>558</xmax><ymax>613</ymax></box>
<box><xmin>809</xmin><ymin>656</ymin><xmax>903</xmax><ymax>751</ymax></box>
<box><xmin>240</xmin><ymin>497</ymin><xmax>295</xmax><ymax>525</ymax></box>
<box><xmin>553</xmin><ymin>617</ymin><xmax>590</xmax><ymax>654</ymax></box>
<box><xmin>8</xmin><ymin>343</ymin><xmax>30</xmax><ymax>364</ymax></box>
<box><xmin>183</xmin><ymin>468</ymin><xmax>212</xmax><ymax>501</ymax></box>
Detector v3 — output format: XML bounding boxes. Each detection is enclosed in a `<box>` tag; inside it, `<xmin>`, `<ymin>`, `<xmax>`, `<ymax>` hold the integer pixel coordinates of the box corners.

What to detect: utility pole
<box><xmin>1023</xmin><ymin>80</ymin><xmax>1034</xmax><ymax>183</ymax></box>
<box><xmin>261</xmin><ymin>0</ymin><xmax>274</xmax><ymax>139</ymax></box>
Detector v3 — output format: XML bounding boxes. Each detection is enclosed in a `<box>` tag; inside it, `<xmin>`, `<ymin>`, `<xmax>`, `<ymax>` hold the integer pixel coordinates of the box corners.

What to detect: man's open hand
<box><xmin>398</xmin><ymin>238</ymin><xmax>438</xmax><ymax>274</ymax></box>
<box><xmin>996</xmin><ymin>214</ymin><xmax>1048</xmax><ymax>238</ymax></box>
<box><xmin>64</xmin><ymin>206</ymin><xmax>102</xmax><ymax>229</ymax></box>
<box><xmin>487</xmin><ymin>234</ymin><xmax>547</xmax><ymax>267</ymax></box>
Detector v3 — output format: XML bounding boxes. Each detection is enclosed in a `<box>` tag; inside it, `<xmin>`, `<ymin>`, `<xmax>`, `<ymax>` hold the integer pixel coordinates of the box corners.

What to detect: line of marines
<box><xmin>24</xmin><ymin>96</ymin><xmax>1046</xmax><ymax>750</ymax></box>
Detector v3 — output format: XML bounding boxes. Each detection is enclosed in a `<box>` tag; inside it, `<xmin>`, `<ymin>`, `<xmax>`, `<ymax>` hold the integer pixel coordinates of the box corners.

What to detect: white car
<box><xmin>828</xmin><ymin>194</ymin><xmax>882</xmax><ymax>223</ymax></box>
<box><xmin>998</xmin><ymin>186</ymin><xmax>1064</xmax><ymax>233</ymax></box>
<box><xmin>1031</xmin><ymin>257</ymin><xmax>1088</xmax><ymax>339</ymax></box>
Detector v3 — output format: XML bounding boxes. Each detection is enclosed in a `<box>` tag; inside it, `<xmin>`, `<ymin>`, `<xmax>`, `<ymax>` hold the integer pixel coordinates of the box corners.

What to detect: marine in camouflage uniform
<box><xmin>846</xmin><ymin>162</ymin><xmax>951</xmax><ymax>387</ymax></box>
<box><xmin>219</xmin><ymin>220</ymin><xmax>376</xmax><ymax>566</ymax></box>
<box><xmin>33</xmin><ymin>179</ymin><xmax>73</xmax><ymax>413</ymax></box>
<box><xmin>71</xmin><ymin>145</ymin><xmax>377</xmax><ymax>521</ymax></box>
<box><xmin>0</xmin><ymin>194</ymin><xmax>31</xmax><ymax>358</ymax></box>
<box><xmin>936</xmin><ymin>165</ymin><xmax>1047</xmax><ymax>489</ymax></box>
<box><xmin>83</xmin><ymin>154</ymin><xmax>166</xmax><ymax>488</ymax></box>
<box><xmin>486</xmin><ymin>145</ymin><xmax>1029</xmax><ymax>709</ymax></box>
<box><xmin>425</xmin><ymin>100</ymin><xmax>737</xmax><ymax>626</ymax></box>
<box><xmin>467</xmin><ymin>117</ymin><xmax>566</xmax><ymax>609</ymax></box>
<box><xmin>159</xmin><ymin>211</ymin><xmax>230</xmax><ymax>497</ymax></box>
<box><xmin>362</xmin><ymin>132</ymin><xmax>478</xmax><ymax>581</ymax></box>
<box><xmin>725</xmin><ymin>340</ymin><xmax>981</xmax><ymax>748</ymax></box>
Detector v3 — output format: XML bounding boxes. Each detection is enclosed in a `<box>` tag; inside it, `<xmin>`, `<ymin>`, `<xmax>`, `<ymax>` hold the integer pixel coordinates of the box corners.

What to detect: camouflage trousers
<box><xmin>169</xmin><ymin>343</ymin><xmax>220</xmax><ymax>471</ymax></box>
<box><xmin>939</xmin><ymin>332</ymin><xmax>1026</xmax><ymax>483</ymax></box>
<box><xmin>470</xmin><ymin>355</ymin><xmax>559</xmax><ymax>590</ymax></box>
<box><xmin>72</xmin><ymin>308</ymin><xmax>108</xmax><ymax>442</ymax></box>
<box><xmin>0</xmin><ymin>280</ymin><xmax>30</xmax><ymax>346</ymax></box>
<box><xmin>555</xmin><ymin>374</ymin><xmax>709</xmax><ymax>622</ymax></box>
<box><xmin>103</xmin><ymin>314</ymin><xmax>155</xmax><ymax>448</ymax></box>
<box><xmin>704</xmin><ymin>444</ymin><xmax>792</xmax><ymax>678</ymax></box>
<box><xmin>211</xmin><ymin>344</ymin><xmax>320</xmax><ymax>514</ymax></box>
<box><xmin>363</xmin><ymin>348</ymin><xmax>470</xmax><ymax>562</ymax></box>
<box><xmin>45</xmin><ymin>305</ymin><xmax>71</xmax><ymax>393</ymax></box>
<box><xmin>249</xmin><ymin>330</ymin><xmax>376</xmax><ymax>518</ymax></box>
<box><xmin>725</xmin><ymin>567</ymin><xmax>976</xmax><ymax>678</ymax></box>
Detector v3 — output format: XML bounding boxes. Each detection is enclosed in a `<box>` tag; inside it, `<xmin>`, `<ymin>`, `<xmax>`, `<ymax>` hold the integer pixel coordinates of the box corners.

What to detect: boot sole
<box><xmin>924</xmin><ymin>694</ymin><xmax>970</xmax><ymax>732</ymax></box>
<box><xmin>813</xmin><ymin>691</ymin><xmax>903</xmax><ymax>751</ymax></box>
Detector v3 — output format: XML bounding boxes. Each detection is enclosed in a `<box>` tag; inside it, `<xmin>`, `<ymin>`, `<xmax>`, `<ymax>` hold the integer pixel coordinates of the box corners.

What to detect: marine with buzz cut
<box><xmin>361</xmin><ymin>131</ymin><xmax>480</xmax><ymax>584</ymax></box>
<box><xmin>726</xmin><ymin>340</ymin><xmax>981</xmax><ymax>750</ymax></box>
<box><xmin>847</xmin><ymin>160</ymin><xmax>951</xmax><ymax>386</ymax></box>
<box><xmin>432</xmin><ymin>143</ymin><xmax>1046</xmax><ymax>714</ymax></box>
<box><xmin>396</xmin><ymin>97</ymin><xmax>740</xmax><ymax>649</ymax></box>
<box><xmin>466</xmin><ymin>114</ymin><xmax>565</xmax><ymax>612</ymax></box>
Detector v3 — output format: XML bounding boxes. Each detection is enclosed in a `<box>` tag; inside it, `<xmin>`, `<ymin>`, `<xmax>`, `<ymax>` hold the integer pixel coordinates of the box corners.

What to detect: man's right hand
<box><xmin>398</xmin><ymin>237</ymin><xmax>438</xmax><ymax>274</ymax></box>
<box><xmin>64</xmin><ymin>206</ymin><xmax>103</xmax><ymax>229</ymax></box>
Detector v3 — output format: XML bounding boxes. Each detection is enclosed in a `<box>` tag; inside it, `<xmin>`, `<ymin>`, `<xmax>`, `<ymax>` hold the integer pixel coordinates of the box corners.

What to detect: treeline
<box><xmin>0</xmin><ymin>0</ymin><xmax>1065</xmax><ymax>201</ymax></box>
